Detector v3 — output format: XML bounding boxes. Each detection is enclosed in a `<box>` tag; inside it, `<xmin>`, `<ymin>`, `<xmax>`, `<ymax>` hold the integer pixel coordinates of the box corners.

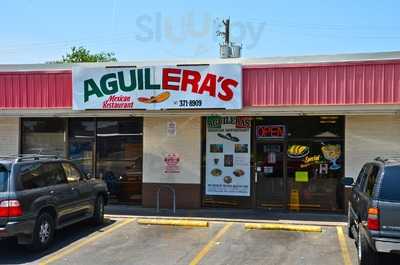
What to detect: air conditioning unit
<box><xmin>230</xmin><ymin>43</ymin><xmax>242</xmax><ymax>58</ymax></box>
<box><xmin>219</xmin><ymin>44</ymin><xmax>230</xmax><ymax>59</ymax></box>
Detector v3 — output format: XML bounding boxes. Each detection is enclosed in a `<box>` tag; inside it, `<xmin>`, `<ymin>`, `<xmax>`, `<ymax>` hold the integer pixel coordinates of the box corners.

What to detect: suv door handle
<box><xmin>49</xmin><ymin>190</ymin><xmax>55</xmax><ymax>195</ymax></box>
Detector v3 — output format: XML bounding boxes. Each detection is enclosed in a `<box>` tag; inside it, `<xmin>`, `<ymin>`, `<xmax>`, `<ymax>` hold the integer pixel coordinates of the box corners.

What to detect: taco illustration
<box><xmin>138</xmin><ymin>92</ymin><xmax>170</xmax><ymax>104</ymax></box>
<box><xmin>288</xmin><ymin>145</ymin><xmax>309</xmax><ymax>158</ymax></box>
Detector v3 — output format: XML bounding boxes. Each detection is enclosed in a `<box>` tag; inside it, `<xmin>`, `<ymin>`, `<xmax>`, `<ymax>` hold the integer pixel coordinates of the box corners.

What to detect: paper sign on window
<box><xmin>295</xmin><ymin>171</ymin><xmax>309</xmax><ymax>182</ymax></box>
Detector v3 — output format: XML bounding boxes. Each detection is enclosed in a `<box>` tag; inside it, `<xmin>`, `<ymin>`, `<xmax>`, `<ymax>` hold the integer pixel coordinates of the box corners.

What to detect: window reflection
<box><xmin>69</xmin><ymin>119</ymin><xmax>95</xmax><ymax>176</ymax></box>
<box><xmin>287</xmin><ymin>140</ymin><xmax>344</xmax><ymax>211</ymax></box>
<box><xmin>22</xmin><ymin>118</ymin><xmax>65</xmax><ymax>157</ymax></box>
<box><xmin>96</xmin><ymin>118</ymin><xmax>143</xmax><ymax>203</ymax></box>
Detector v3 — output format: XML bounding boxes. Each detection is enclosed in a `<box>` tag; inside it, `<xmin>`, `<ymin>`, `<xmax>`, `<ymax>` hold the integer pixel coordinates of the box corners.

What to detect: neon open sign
<box><xmin>256</xmin><ymin>125</ymin><xmax>286</xmax><ymax>139</ymax></box>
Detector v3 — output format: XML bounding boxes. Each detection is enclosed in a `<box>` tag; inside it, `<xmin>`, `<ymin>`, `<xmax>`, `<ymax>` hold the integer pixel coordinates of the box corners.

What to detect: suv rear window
<box><xmin>0</xmin><ymin>165</ymin><xmax>8</xmax><ymax>192</ymax></box>
<box><xmin>379</xmin><ymin>166</ymin><xmax>400</xmax><ymax>202</ymax></box>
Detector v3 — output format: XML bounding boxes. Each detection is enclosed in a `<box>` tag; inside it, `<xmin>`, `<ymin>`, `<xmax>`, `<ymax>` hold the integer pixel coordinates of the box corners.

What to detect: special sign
<box><xmin>72</xmin><ymin>64</ymin><xmax>242</xmax><ymax>110</ymax></box>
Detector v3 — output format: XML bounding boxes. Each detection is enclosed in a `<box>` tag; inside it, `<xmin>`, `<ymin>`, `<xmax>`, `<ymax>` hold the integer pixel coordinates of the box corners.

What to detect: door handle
<box><xmin>49</xmin><ymin>190</ymin><xmax>55</xmax><ymax>195</ymax></box>
<box><xmin>71</xmin><ymin>187</ymin><xmax>76</xmax><ymax>191</ymax></box>
<box><xmin>255</xmin><ymin>173</ymin><xmax>258</xmax><ymax>183</ymax></box>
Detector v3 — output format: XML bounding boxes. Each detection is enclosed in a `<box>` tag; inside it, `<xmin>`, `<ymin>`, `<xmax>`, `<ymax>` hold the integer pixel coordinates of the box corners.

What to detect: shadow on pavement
<box><xmin>105</xmin><ymin>205</ymin><xmax>346</xmax><ymax>224</ymax></box>
<box><xmin>0</xmin><ymin>218</ymin><xmax>116</xmax><ymax>265</ymax></box>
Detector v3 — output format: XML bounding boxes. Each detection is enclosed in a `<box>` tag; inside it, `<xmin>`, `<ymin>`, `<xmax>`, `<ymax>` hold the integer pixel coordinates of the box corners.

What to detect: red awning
<box><xmin>0</xmin><ymin>71</ymin><xmax>71</xmax><ymax>108</ymax></box>
<box><xmin>243</xmin><ymin>61</ymin><xmax>400</xmax><ymax>107</ymax></box>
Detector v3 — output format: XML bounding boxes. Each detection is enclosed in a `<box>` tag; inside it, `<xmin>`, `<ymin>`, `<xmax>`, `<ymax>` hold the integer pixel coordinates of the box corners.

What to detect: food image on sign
<box><xmin>224</xmin><ymin>155</ymin><xmax>234</xmax><ymax>167</ymax></box>
<box><xmin>233</xmin><ymin>169</ymin><xmax>245</xmax><ymax>177</ymax></box>
<box><xmin>138</xmin><ymin>91</ymin><xmax>170</xmax><ymax>104</ymax></box>
<box><xmin>234</xmin><ymin>144</ymin><xmax>248</xmax><ymax>153</ymax></box>
<box><xmin>224</xmin><ymin>176</ymin><xmax>232</xmax><ymax>184</ymax></box>
<box><xmin>217</xmin><ymin>133</ymin><xmax>240</xmax><ymax>142</ymax></box>
<box><xmin>210</xmin><ymin>144</ymin><xmax>223</xmax><ymax>153</ymax></box>
<box><xmin>321</xmin><ymin>144</ymin><xmax>341</xmax><ymax>170</ymax></box>
<box><xmin>288</xmin><ymin>145</ymin><xmax>310</xmax><ymax>158</ymax></box>
<box><xmin>211</xmin><ymin>168</ymin><xmax>222</xmax><ymax>176</ymax></box>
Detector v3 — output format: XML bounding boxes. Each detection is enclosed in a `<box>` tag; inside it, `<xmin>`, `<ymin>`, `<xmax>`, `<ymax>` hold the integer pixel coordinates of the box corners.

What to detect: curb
<box><xmin>245</xmin><ymin>223</ymin><xmax>322</xmax><ymax>232</ymax></box>
<box><xmin>137</xmin><ymin>218</ymin><xmax>209</xmax><ymax>227</ymax></box>
<box><xmin>105</xmin><ymin>214</ymin><xmax>346</xmax><ymax>227</ymax></box>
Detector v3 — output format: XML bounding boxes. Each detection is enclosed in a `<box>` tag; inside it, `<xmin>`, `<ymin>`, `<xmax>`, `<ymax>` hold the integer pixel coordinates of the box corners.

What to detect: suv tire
<box><xmin>92</xmin><ymin>195</ymin><xmax>105</xmax><ymax>226</ymax></box>
<box><xmin>28</xmin><ymin>212</ymin><xmax>55</xmax><ymax>251</ymax></box>
<box><xmin>347</xmin><ymin>206</ymin><xmax>354</xmax><ymax>239</ymax></box>
<box><xmin>358</xmin><ymin>230</ymin><xmax>379</xmax><ymax>265</ymax></box>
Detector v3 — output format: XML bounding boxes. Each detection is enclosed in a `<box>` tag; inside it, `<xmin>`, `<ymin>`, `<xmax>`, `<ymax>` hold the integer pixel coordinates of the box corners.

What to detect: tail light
<box><xmin>368</xmin><ymin>207</ymin><xmax>380</xmax><ymax>231</ymax></box>
<box><xmin>0</xmin><ymin>200</ymin><xmax>23</xmax><ymax>217</ymax></box>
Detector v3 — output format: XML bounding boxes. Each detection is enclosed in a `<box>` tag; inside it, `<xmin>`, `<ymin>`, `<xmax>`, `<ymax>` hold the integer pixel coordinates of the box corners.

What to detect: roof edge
<box><xmin>1</xmin><ymin>50</ymin><xmax>400</xmax><ymax>71</ymax></box>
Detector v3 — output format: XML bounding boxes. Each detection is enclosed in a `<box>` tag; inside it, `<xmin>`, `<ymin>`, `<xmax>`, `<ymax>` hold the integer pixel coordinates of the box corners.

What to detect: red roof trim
<box><xmin>243</xmin><ymin>59</ymin><xmax>400</xmax><ymax>69</ymax></box>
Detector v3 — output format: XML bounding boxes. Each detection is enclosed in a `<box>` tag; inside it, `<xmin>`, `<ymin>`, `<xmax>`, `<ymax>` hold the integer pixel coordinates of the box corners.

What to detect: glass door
<box><xmin>68</xmin><ymin>119</ymin><xmax>95</xmax><ymax>176</ymax></box>
<box><xmin>255</xmin><ymin>142</ymin><xmax>287</xmax><ymax>209</ymax></box>
<box><xmin>96</xmin><ymin>118</ymin><xmax>143</xmax><ymax>204</ymax></box>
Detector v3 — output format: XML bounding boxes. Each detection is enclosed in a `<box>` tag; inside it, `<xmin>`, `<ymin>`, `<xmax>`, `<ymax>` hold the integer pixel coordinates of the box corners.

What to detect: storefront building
<box><xmin>1</xmin><ymin>51</ymin><xmax>400</xmax><ymax>212</ymax></box>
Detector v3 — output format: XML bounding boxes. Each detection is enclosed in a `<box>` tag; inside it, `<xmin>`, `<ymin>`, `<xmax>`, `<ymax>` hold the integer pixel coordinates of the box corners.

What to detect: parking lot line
<box><xmin>336</xmin><ymin>226</ymin><xmax>352</xmax><ymax>265</ymax></box>
<box><xmin>38</xmin><ymin>218</ymin><xmax>135</xmax><ymax>265</ymax></box>
<box><xmin>188</xmin><ymin>222</ymin><xmax>233</xmax><ymax>265</ymax></box>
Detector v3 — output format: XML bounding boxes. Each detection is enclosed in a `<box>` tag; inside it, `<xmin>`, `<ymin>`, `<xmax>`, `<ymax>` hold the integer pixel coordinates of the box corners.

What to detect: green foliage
<box><xmin>51</xmin><ymin>46</ymin><xmax>117</xmax><ymax>63</ymax></box>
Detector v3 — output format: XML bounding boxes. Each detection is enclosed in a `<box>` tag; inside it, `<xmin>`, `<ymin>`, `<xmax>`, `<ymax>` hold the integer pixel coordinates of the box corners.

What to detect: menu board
<box><xmin>205</xmin><ymin>116</ymin><xmax>251</xmax><ymax>196</ymax></box>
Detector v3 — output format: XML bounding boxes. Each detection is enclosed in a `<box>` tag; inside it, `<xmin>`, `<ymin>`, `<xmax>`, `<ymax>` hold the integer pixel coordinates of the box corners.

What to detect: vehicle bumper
<box><xmin>374</xmin><ymin>237</ymin><xmax>400</xmax><ymax>253</ymax></box>
<box><xmin>0</xmin><ymin>220</ymin><xmax>35</xmax><ymax>238</ymax></box>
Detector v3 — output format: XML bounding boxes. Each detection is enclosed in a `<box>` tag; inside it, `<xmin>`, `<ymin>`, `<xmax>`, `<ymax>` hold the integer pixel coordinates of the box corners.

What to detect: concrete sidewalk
<box><xmin>105</xmin><ymin>205</ymin><xmax>347</xmax><ymax>226</ymax></box>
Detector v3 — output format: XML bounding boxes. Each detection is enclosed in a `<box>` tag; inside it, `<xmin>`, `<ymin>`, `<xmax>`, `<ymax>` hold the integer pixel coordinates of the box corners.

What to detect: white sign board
<box><xmin>73</xmin><ymin>64</ymin><xmax>242</xmax><ymax>110</ymax></box>
<box><xmin>205</xmin><ymin>116</ymin><xmax>251</xmax><ymax>196</ymax></box>
<box><xmin>167</xmin><ymin>121</ymin><xmax>176</xmax><ymax>136</ymax></box>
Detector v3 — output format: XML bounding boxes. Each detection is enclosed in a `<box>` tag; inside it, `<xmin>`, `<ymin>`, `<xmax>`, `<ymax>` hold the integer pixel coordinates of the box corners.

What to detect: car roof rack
<box><xmin>16</xmin><ymin>154</ymin><xmax>60</xmax><ymax>162</ymax></box>
<box><xmin>374</xmin><ymin>155</ymin><xmax>400</xmax><ymax>163</ymax></box>
<box><xmin>0</xmin><ymin>154</ymin><xmax>60</xmax><ymax>163</ymax></box>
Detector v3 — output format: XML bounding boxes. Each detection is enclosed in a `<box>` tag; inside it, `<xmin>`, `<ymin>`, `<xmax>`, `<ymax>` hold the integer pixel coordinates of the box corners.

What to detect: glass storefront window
<box><xmin>287</xmin><ymin>140</ymin><xmax>344</xmax><ymax>211</ymax></box>
<box><xmin>21</xmin><ymin>117</ymin><xmax>144</xmax><ymax>205</ymax></box>
<box><xmin>255</xmin><ymin>116</ymin><xmax>344</xmax><ymax>139</ymax></box>
<box><xmin>253</xmin><ymin>116</ymin><xmax>345</xmax><ymax>212</ymax></box>
<box><xmin>22</xmin><ymin>118</ymin><xmax>65</xmax><ymax>157</ymax></box>
<box><xmin>68</xmin><ymin>119</ymin><xmax>95</xmax><ymax>176</ymax></box>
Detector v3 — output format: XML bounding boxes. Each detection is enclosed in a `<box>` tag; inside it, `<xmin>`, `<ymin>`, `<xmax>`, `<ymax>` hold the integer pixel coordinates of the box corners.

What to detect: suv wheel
<box><xmin>358</xmin><ymin>230</ymin><xmax>379</xmax><ymax>265</ymax></box>
<box><xmin>28</xmin><ymin>212</ymin><xmax>55</xmax><ymax>251</ymax></box>
<box><xmin>92</xmin><ymin>196</ymin><xmax>105</xmax><ymax>226</ymax></box>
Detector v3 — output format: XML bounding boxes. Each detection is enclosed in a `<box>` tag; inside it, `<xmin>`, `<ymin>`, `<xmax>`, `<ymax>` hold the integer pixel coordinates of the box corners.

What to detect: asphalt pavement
<box><xmin>1</xmin><ymin>217</ymin><xmax>400</xmax><ymax>265</ymax></box>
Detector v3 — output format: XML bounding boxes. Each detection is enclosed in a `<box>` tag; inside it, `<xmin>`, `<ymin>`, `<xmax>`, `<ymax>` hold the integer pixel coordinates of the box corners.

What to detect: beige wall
<box><xmin>345</xmin><ymin>115</ymin><xmax>400</xmax><ymax>179</ymax></box>
<box><xmin>143</xmin><ymin>117</ymin><xmax>201</xmax><ymax>184</ymax></box>
<box><xmin>0</xmin><ymin>117</ymin><xmax>19</xmax><ymax>156</ymax></box>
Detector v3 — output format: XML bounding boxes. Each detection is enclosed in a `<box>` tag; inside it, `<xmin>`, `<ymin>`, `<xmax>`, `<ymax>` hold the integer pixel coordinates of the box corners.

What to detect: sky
<box><xmin>1</xmin><ymin>0</ymin><xmax>399</xmax><ymax>64</ymax></box>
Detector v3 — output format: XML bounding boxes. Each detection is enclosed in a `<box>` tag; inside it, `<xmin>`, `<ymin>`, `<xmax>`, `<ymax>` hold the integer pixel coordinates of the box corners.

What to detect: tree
<box><xmin>50</xmin><ymin>46</ymin><xmax>117</xmax><ymax>63</ymax></box>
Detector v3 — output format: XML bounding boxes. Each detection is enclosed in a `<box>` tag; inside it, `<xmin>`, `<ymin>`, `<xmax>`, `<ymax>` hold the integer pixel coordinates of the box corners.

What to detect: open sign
<box><xmin>256</xmin><ymin>125</ymin><xmax>286</xmax><ymax>139</ymax></box>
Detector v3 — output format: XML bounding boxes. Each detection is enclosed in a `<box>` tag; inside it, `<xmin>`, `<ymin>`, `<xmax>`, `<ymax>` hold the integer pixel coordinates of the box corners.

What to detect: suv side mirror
<box><xmin>341</xmin><ymin>177</ymin><xmax>354</xmax><ymax>186</ymax></box>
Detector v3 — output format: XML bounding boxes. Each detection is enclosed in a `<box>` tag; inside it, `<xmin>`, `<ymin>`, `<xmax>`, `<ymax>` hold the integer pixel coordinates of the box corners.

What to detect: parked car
<box><xmin>343</xmin><ymin>157</ymin><xmax>400</xmax><ymax>265</ymax></box>
<box><xmin>0</xmin><ymin>155</ymin><xmax>108</xmax><ymax>251</ymax></box>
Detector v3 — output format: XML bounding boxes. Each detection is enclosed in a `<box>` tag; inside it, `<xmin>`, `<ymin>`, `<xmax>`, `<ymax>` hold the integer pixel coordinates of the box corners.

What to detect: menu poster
<box><xmin>206</xmin><ymin>116</ymin><xmax>251</xmax><ymax>196</ymax></box>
